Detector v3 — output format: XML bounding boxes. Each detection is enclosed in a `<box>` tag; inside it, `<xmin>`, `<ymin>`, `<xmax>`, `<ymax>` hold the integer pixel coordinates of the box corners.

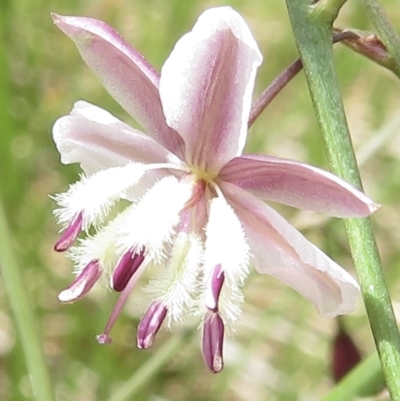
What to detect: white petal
<box><xmin>160</xmin><ymin>7</ymin><xmax>262</xmax><ymax>171</ymax></box>
<box><xmin>221</xmin><ymin>181</ymin><xmax>360</xmax><ymax>318</ymax></box>
<box><xmin>53</xmin><ymin>101</ymin><xmax>181</xmax><ymax>175</ymax></box>
<box><xmin>220</xmin><ymin>154</ymin><xmax>380</xmax><ymax>217</ymax></box>
<box><xmin>52</xmin><ymin>14</ymin><xmax>185</xmax><ymax>157</ymax></box>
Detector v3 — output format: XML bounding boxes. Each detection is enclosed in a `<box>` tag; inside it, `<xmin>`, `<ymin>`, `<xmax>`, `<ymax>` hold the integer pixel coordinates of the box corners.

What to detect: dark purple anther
<box><xmin>206</xmin><ymin>264</ymin><xmax>225</xmax><ymax>312</ymax></box>
<box><xmin>202</xmin><ymin>311</ymin><xmax>224</xmax><ymax>373</ymax></box>
<box><xmin>112</xmin><ymin>248</ymin><xmax>145</xmax><ymax>292</ymax></box>
<box><xmin>137</xmin><ymin>302</ymin><xmax>167</xmax><ymax>349</ymax></box>
<box><xmin>54</xmin><ymin>212</ymin><xmax>83</xmax><ymax>252</ymax></box>
<box><xmin>58</xmin><ymin>260</ymin><xmax>101</xmax><ymax>303</ymax></box>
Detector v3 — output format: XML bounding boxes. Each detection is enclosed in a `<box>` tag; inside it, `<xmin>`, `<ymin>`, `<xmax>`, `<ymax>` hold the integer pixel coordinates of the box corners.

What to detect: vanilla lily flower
<box><xmin>51</xmin><ymin>7</ymin><xmax>378</xmax><ymax>373</ymax></box>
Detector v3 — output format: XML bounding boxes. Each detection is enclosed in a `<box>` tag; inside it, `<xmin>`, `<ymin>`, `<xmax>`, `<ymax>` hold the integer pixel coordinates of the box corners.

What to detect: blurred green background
<box><xmin>1</xmin><ymin>0</ymin><xmax>400</xmax><ymax>400</ymax></box>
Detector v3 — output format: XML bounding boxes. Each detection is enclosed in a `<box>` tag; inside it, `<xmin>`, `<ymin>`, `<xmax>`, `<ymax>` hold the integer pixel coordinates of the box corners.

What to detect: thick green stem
<box><xmin>285</xmin><ymin>1</ymin><xmax>400</xmax><ymax>399</ymax></box>
<box><xmin>0</xmin><ymin>202</ymin><xmax>55</xmax><ymax>401</ymax></box>
<box><xmin>316</xmin><ymin>0</ymin><xmax>347</xmax><ymax>20</ymax></box>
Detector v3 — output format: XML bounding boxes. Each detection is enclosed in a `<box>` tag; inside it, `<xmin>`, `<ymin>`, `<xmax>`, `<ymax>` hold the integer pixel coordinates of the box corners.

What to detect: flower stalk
<box><xmin>362</xmin><ymin>0</ymin><xmax>400</xmax><ymax>78</ymax></box>
<box><xmin>285</xmin><ymin>0</ymin><xmax>400</xmax><ymax>398</ymax></box>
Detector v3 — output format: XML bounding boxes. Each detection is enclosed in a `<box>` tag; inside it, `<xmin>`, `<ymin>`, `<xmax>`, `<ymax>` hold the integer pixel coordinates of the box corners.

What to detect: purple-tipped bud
<box><xmin>137</xmin><ymin>302</ymin><xmax>167</xmax><ymax>349</ymax></box>
<box><xmin>331</xmin><ymin>324</ymin><xmax>362</xmax><ymax>382</ymax></box>
<box><xmin>54</xmin><ymin>212</ymin><xmax>83</xmax><ymax>252</ymax></box>
<box><xmin>205</xmin><ymin>264</ymin><xmax>225</xmax><ymax>312</ymax></box>
<box><xmin>58</xmin><ymin>260</ymin><xmax>101</xmax><ymax>303</ymax></box>
<box><xmin>112</xmin><ymin>249</ymin><xmax>145</xmax><ymax>292</ymax></box>
<box><xmin>202</xmin><ymin>311</ymin><xmax>224</xmax><ymax>373</ymax></box>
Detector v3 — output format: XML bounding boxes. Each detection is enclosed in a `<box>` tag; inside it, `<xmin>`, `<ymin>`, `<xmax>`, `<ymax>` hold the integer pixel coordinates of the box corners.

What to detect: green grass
<box><xmin>1</xmin><ymin>0</ymin><xmax>400</xmax><ymax>400</ymax></box>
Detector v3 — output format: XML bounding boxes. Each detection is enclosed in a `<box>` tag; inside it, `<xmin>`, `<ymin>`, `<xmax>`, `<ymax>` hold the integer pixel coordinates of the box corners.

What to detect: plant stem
<box><xmin>362</xmin><ymin>0</ymin><xmax>400</xmax><ymax>77</ymax></box>
<box><xmin>316</xmin><ymin>0</ymin><xmax>348</xmax><ymax>20</ymax></box>
<box><xmin>0</xmin><ymin>202</ymin><xmax>55</xmax><ymax>401</ymax></box>
<box><xmin>108</xmin><ymin>331</ymin><xmax>192</xmax><ymax>401</ymax></box>
<box><xmin>285</xmin><ymin>1</ymin><xmax>400</xmax><ymax>399</ymax></box>
<box><xmin>249</xmin><ymin>31</ymin><xmax>360</xmax><ymax>128</ymax></box>
<box><xmin>249</xmin><ymin>59</ymin><xmax>302</xmax><ymax>127</ymax></box>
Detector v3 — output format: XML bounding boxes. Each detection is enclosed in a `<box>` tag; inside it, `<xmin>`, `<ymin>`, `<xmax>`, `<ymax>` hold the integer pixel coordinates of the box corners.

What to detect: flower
<box><xmin>51</xmin><ymin>7</ymin><xmax>378</xmax><ymax>373</ymax></box>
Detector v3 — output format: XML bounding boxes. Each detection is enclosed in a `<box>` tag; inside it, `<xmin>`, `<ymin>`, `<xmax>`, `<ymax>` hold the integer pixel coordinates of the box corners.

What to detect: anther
<box><xmin>202</xmin><ymin>311</ymin><xmax>224</xmax><ymax>373</ymax></box>
<box><xmin>112</xmin><ymin>248</ymin><xmax>145</xmax><ymax>292</ymax></box>
<box><xmin>54</xmin><ymin>212</ymin><xmax>83</xmax><ymax>252</ymax></box>
<box><xmin>137</xmin><ymin>302</ymin><xmax>167</xmax><ymax>349</ymax></box>
<box><xmin>58</xmin><ymin>259</ymin><xmax>101</xmax><ymax>303</ymax></box>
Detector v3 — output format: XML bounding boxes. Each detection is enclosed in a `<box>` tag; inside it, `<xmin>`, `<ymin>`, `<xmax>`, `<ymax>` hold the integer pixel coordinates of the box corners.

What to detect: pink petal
<box><xmin>159</xmin><ymin>7</ymin><xmax>262</xmax><ymax>172</ymax></box>
<box><xmin>221</xmin><ymin>182</ymin><xmax>360</xmax><ymax>317</ymax></box>
<box><xmin>51</xmin><ymin>13</ymin><xmax>184</xmax><ymax>157</ymax></box>
<box><xmin>220</xmin><ymin>154</ymin><xmax>379</xmax><ymax>217</ymax></box>
<box><xmin>53</xmin><ymin>101</ymin><xmax>181</xmax><ymax>175</ymax></box>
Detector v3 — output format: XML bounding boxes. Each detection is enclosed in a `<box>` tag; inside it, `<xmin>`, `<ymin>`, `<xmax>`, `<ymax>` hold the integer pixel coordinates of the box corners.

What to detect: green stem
<box><xmin>362</xmin><ymin>0</ymin><xmax>400</xmax><ymax>76</ymax></box>
<box><xmin>108</xmin><ymin>331</ymin><xmax>192</xmax><ymax>401</ymax></box>
<box><xmin>316</xmin><ymin>0</ymin><xmax>348</xmax><ymax>20</ymax></box>
<box><xmin>285</xmin><ymin>1</ymin><xmax>400</xmax><ymax>400</ymax></box>
<box><xmin>0</xmin><ymin>202</ymin><xmax>55</xmax><ymax>401</ymax></box>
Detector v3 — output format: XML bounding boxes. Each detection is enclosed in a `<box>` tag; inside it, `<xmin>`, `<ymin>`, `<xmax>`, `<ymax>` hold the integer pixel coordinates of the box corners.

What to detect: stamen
<box><xmin>96</xmin><ymin>334</ymin><xmax>112</xmax><ymax>344</ymax></box>
<box><xmin>117</xmin><ymin>176</ymin><xmax>192</xmax><ymax>263</ymax></box>
<box><xmin>53</xmin><ymin>163</ymin><xmax>145</xmax><ymax>232</ymax></box>
<box><xmin>141</xmin><ymin>233</ymin><xmax>203</xmax><ymax>326</ymax></box>
<box><xmin>202</xmin><ymin>311</ymin><xmax>224</xmax><ymax>373</ymax></box>
<box><xmin>54</xmin><ymin>212</ymin><xmax>83</xmax><ymax>252</ymax></box>
<box><xmin>205</xmin><ymin>264</ymin><xmax>225</xmax><ymax>313</ymax></box>
<box><xmin>111</xmin><ymin>248</ymin><xmax>145</xmax><ymax>292</ymax></box>
<box><xmin>58</xmin><ymin>259</ymin><xmax>101</xmax><ymax>303</ymax></box>
<box><xmin>137</xmin><ymin>301</ymin><xmax>168</xmax><ymax>349</ymax></box>
<box><xmin>204</xmin><ymin>197</ymin><xmax>250</xmax><ymax>284</ymax></box>
<box><xmin>96</xmin><ymin>262</ymin><xmax>145</xmax><ymax>344</ymax></box>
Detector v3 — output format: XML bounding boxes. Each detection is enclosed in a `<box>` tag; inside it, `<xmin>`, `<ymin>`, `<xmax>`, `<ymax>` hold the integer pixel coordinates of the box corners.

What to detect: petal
<box><xmin>53</xmin><ymin>101</ymin><xmax>181</xmax><ymax>175</ymax></box>
<box><xmin>219</xmin><ymin>154</ymin><xmax>379</xmax><ymax>217</ymax></box>
<box><xmin>159</xmin><ymin>7</ymin><xmax>262</xmax><ymax>172</ymax></box>
<box><xmin>52</xmin><ymin>14</ymin><xmax>184</xmax><ymax>156</ymax></box>
<box><xmin>221</xmin><ymin>182</ymin><xmax>360</xmax><ymax>317</ymax></box>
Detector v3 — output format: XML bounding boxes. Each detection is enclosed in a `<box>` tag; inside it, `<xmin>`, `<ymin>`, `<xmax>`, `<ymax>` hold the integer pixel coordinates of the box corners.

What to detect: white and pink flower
<box><xmin>51</xmin><ymin>7</ymin><xmax>378</xmax><ymax>373</ymax></box>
